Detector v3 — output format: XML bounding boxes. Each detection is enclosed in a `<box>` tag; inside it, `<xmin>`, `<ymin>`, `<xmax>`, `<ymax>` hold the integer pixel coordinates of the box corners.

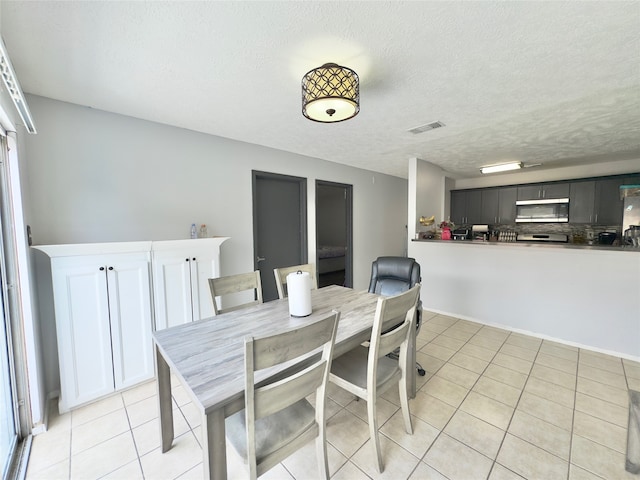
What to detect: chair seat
<box><xmin>226</xmin><ymin>398</ymin><xmax>317</xmax><ymax>461</ymax></box>
<box><xmin>331</xmin><ymin>346</ymin><xmax>400</xmax><ymax>392</ymax></box>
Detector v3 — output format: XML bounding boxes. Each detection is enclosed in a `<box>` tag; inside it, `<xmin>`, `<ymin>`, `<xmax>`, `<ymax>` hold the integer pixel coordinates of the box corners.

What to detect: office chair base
<box><xmin>417</xmin><ymin>364</ymin><xmax>426</xmax><ymax>376</ymax></box>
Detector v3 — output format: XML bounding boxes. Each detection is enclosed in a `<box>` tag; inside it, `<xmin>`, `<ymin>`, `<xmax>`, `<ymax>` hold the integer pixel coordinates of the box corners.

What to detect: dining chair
<box><xmin>329</xmin><ymin>284</ymin><xmax>421</xmax><ymax>473</ymax></box>
<box><xmin>225</xmin><ymin>310</ymin><xmax>340</xmax><ymax>480</ymax></box>
<box><xmin>273</xmin><ymin>263</ymin><xmax>318</xmax><ymax>299</ymax></box>
<box><xmin>208</xmin><ymin>270</ymin><xmax>263</xmax><ymax>315</ymax></box>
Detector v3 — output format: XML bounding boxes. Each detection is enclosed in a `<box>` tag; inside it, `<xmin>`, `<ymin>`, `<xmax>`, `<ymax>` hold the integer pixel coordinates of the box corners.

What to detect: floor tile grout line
<box><xmin>121</xmin><ymin>392</ymin><xmax>146</xmax><ymax>480</ymax></box>
<box><xmin>416</xmin><ymin>320</ymin><xmax>512</xmax><ymax>477</ymax></box>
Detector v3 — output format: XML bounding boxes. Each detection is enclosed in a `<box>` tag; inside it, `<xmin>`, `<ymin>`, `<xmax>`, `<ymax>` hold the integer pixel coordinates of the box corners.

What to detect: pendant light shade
<box><xmin>302</xmin><ymin>63</ymin><xmax>359</xmax><ymax>123</ymax></box>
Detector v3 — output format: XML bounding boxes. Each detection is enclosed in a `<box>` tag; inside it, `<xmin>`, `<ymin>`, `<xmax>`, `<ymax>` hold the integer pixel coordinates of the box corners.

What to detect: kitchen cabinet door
<box><xmin>152</xmin><ymin>252</ymin><xmax>195</xmax><ymax>330</ymax></box>
<box><xmin>594</xmin><ymin>178</ymin><xmax>624</xmax><ymax>225</ymax></box>
<box><xmin>52</xmin><ymin>257</ymin><xmax>114</xmax><ymax>411</ymax></box>
<box><xmin>518</xmin><ymin>182</ymin><xmax>569</xmax><ymax>200</ymax></box>
<box><xmin>542</xmin><ymin>183</ymin><xmax>570</xmax><ymax>199</ymax></box>
<box><xmin>517</xmin><ymin>184</ymin><xmax>542</xmax><ymax>201</ymax></box>
<box><xmin>569</xmin><ymin>181</ymin><xmax>595</xmax><ymax>224</ymax></box>
<box><xmin>107</xmin><ymin>257</ymin><xmax>154</xmax><ymax>390</ymax></box>
<box><xmin>51</xmin><ymin>252</ymin><xmax>153</xmax><ymax>412</ymax></box>
<box><xmin>152</xmin><ymin>238</ymin><xmax>227</xmax><ymax>330</ymax></box>
<box><xmin>497</xmin><ymin>187</ymin><xmax>517</xmax><ymax>223</ymax></box>
<box><xmin>450</xmin><ymin>190</ymin><xmax>466</xmax><ymax>225</ymax></box>
<box><xmin>465</xmin><ymin>190</ymin><xmax>482</xmax><ymax>225</ymax></box>
<box><xmin>480</xmin><ymin>189</ymin><xmax>499</xmax><ymax>224</ymax></box>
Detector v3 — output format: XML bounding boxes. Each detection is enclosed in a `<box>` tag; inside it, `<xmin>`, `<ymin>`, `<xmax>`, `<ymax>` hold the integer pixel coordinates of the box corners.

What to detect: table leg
<box><xmin>202</xmin><ymin>409</ymin><xmax>227</xmax><ymax>480</ymax></box>
<box><xmin>155</xmin><ymin>344</ymin><xmax>174</xmax><ymax>452</ymax></box>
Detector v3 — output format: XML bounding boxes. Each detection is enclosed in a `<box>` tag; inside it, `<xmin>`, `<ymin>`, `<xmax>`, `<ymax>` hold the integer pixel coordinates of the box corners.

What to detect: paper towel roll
<box><xmin>287</xmin><ymin>271</ymin><xmax>312</xmax><ymax>317</ymax></box>
<box><xmin>472</xmin><ymin>224</ymin><xmax>489</xmax><ymax>233</ymax></box>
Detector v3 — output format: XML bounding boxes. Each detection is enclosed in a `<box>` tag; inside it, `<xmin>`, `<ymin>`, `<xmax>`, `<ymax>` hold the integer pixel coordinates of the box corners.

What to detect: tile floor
<box><xmin>25</xmin><ymin>311</ymin><xmax>639</xmax><ymax>479</ymax></box>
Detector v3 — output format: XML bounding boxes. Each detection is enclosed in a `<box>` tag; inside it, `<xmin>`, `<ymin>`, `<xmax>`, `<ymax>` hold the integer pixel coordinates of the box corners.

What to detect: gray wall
<box><xmin>24</xmin><ymin>95</ymin><xmax>408</xmax><ymax>395</ymax></box>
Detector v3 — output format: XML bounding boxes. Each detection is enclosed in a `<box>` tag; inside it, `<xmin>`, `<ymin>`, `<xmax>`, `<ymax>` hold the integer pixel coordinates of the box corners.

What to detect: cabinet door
<box><xmin>51</xmin><ymin>258</ymin><xmax>114</xmax><ymax>411</ymax></box>
<box><xmin>190</xmin><ymin>252</ymin><xmax>221</xmax><ymax>321</ymax></box>
<box><xmin>517</xmin><ymin>185</ymin><xmax>541</xmax><ymax>200</ymax></box>
<box><xmin>595</xmin><ymin>178</ymin><xmax>624</xmax><ymax>225</ymax></box>
<box><xmin>480</xmin><ymin>189</ymin><xmax>499</xmax><ymax>224</ymax></box>
<box><xmin>152</xmin><ymin>252</ymin><xmax>194</xmax><ymax>330</ymax></box>
<box><xmin>107</xmin><ymin>256</ymin><xmax>154</xmax><ymax>389</ymax></box>
<box><xmin>465</xmin><ymin>190</ymin><xmax>482</xmax><ymax>224</ymax></box>
<box><xmin>498</xmin><ymin>187</ymin><xmax>517</xmax><ymax>223</ymax></box>
<box><xmin>450</xmin><ymin>191</ymin><xmax>466</xmax><ymax>225</ymax></box>
<box><xmin>542</xmin><ymin>183</ymin><xmax>570</xmax><ymax>199</ymax></box>
<box><xmin>569</xmin><ymin>181</ymin><xmax>595</xmax><ymax>224</ymax></box>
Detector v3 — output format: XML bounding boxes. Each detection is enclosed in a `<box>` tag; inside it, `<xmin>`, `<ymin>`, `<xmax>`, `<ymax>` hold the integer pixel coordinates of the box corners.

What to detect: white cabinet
<box><xmin>36</xmin><ymin>244</ymin><xmax>154</xmax><ymax>412</ymax></box>
<box><xmin>152</xmin><ymin>238</ymin><xmax>228</xmax><ymax>330</ymax></box>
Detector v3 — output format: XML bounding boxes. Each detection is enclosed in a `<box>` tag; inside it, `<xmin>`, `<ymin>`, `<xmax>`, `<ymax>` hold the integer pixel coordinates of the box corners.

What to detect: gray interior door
<box><xmin>253</xmin><ymin>171</ymin><xmax>307</xmax><ymax>302</ymax></box>
<box><xmin>316</xmin><ymin>181</ymin><xmax>353</xmax><ymax>288</ymax></box>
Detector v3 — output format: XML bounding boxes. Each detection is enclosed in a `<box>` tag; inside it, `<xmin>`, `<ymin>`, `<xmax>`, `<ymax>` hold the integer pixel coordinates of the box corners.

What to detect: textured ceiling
<box><xmin>1</xmin><ymin>1</ymin><xmax>639</xmax><ymax>179</ymax></box>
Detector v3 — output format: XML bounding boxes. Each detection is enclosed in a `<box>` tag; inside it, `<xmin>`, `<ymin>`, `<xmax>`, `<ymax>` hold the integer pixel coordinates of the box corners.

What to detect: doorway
<box><xmin>252</xmin><ymin>171</ymin><xmax>307</xmax><ymax>302</ymax></box>
<box><xmin>316</xmin><ymin>181</ymin><xmax>353</xmax><ymax>288</ymax></box>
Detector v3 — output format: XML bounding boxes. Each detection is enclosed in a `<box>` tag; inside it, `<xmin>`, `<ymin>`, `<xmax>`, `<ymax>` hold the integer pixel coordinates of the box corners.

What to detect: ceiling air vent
<box><xmin>408</xmin><ymin>121</ymin><xmax>445</xmax><ymax>134</ymax></box>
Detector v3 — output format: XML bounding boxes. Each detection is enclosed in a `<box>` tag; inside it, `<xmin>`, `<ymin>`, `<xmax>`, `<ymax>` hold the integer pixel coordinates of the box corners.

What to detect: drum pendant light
<box><xmin>302</xmin><ymin>63</ymin><xmax>359</xmax><ymax>123</ymax></box>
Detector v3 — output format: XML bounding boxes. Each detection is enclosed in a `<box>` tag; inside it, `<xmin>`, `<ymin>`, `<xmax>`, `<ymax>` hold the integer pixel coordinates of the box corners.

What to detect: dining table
<box><xmin>152</xmin><ymin>284</ymin><xmax>418</xmax><ymax>480</ymax></box>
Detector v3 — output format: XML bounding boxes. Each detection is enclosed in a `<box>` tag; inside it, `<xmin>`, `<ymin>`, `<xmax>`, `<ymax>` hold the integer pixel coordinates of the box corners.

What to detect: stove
<box><xmin>516</xmin><ymin>233</ymin><xmax>568</xmax><ymax>243</ymax></box>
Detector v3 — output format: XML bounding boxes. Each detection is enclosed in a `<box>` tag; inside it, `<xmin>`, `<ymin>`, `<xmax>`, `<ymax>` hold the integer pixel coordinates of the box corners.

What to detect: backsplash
<box><xmin>481</xmin><ymin>223</ymin><xmax>621</xmax><ymax>244</ymax></box>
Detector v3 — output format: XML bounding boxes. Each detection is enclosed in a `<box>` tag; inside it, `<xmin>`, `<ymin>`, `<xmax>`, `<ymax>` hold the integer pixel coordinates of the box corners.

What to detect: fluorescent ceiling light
<box><xmin>480</xmin><ymin>162</ymin><xmax>522</xmax><ymax>174</ymax></box>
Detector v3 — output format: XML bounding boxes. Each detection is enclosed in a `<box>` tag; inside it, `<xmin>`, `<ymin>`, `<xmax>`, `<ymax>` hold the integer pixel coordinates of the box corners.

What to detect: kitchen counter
<box><xmin>408</xmin><ymin>239</ymin><xmax>640</xmax><ymax>360</ymax></box>
<box><xmin>411</xmin><ymin>238</ymin><xmax>639</xmax><ymax>252</ymax></box>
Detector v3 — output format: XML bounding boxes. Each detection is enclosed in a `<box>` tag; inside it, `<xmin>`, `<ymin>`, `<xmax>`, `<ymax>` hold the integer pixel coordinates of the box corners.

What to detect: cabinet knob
<box><xmin>185</xmin><ymin>258</ymin><xmax>189</xmax><ymax>262</ymax></box>
<box><xmin>108</xmin><ymin>267</ymin><xmax>114</xmax><ymax>271</ymax></box>
<box><xmin>192</xmin><ymin>257</ymin><xmax>196</xmax><ymax>261</ymax></box>
<box><xmin>99</xmin><ymin>267</ymin><xmax>105</xmax><ymax>271</ymax></box>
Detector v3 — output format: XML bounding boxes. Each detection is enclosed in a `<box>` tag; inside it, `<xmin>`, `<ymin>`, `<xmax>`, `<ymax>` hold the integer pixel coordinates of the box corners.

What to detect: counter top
<box><xmin>411</xmin><ymin>238</ymin><xmax>639</xmax><ymax>252</ymax></box>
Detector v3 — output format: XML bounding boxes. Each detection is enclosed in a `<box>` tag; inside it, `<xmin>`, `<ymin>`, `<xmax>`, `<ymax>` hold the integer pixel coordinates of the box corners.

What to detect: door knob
<box><xmin>256</xmin><ymin>256</ymin><xmax>266</xmax><ymax>263</ymax></box>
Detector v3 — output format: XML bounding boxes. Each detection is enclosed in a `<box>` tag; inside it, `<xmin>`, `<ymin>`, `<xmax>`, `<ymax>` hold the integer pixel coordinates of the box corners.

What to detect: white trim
<box><xmin>0</xmin><ymin>38</ymin><xmax>36</xmax><ymax>134</ymax></box>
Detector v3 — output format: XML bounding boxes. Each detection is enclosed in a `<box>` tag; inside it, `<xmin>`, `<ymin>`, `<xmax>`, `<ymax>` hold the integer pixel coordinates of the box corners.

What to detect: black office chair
<box><xmin>368</xmin><ymin>256</ymin><xmax>426</xmax><ymax>376</ymax></box>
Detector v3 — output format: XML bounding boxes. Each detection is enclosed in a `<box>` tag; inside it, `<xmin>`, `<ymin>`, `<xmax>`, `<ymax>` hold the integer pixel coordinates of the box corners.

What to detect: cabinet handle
<box><xmin>99</xmin><ymin>267</ymin><xmax>105</xmax><ymax>271</ymax></box>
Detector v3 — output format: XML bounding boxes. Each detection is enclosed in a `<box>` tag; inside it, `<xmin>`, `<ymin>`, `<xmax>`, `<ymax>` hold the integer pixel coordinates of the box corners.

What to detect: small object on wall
<box><xmin>27</xmin><ymin>225</ymin><xmax>32</xmax><ymax>246</ymax></box>
<box><xmin>199</xmin><ymin>224</ymin><xmax>208</xmax><ymax>238</ymax></box>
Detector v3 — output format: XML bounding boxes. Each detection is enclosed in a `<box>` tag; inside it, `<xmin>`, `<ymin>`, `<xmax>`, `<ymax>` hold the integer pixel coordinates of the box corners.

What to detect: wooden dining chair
<box><xmin>208</xmin><ymin>271</ymin><xmax>263</xmax><ymax>315</ymax></box>
<box><xmin>329</xmin><ymin>284</ymin><xmax>421</xmax><ymax>473</ymax></box>
<box><xmin>225</xmin><ymin>311</ymin><xmax>341</xmax><ymax>480</ymax></box>
<box><xmin>273</xmin><ymin>263</ymin><xmax>318</xmax><ymax>299</ymax></box>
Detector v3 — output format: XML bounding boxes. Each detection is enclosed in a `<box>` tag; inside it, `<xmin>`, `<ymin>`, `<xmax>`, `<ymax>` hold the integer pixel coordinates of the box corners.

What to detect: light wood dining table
<box><xmin>152</xmin><ymin>285</ymin><xmax>418</xmax><ymax>480</ymax></box>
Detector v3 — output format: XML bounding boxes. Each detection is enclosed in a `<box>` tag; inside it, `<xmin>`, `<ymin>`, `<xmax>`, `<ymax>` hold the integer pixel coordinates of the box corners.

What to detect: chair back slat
<box><xmin>273</xmin><ymin>263</ymin><xmax>318</xmax><ymax>299</ymax></box>
<box><xmin>252</xmin><ymin>314</ymin><xmax>333</xmax><ymax>370</ymax></box>
<box><xmin>255</xmin><ymin>361</ymin><xmax>326</xmax><ymax>419</ymax></box>
<box><xmin>208</xmin><ymin>270</ymin><xmax>263</xmax><ymax>315</ymax></box>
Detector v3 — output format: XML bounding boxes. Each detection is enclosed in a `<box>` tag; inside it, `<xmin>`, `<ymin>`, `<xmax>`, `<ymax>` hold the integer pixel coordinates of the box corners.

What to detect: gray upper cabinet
<box><xmin>479</xmin><ymin>189</ymin><xmax>499</xmax><ymax>224</ymax></box>
<box><xmin>497</xmin><ymin>187</ymin><xmax>518</xmax><ymax>223</ymax></box>
<box><xmin>569</xmin><ymin>181</ymin><xmax>595</xmax><ymax>224</ymax></box>
<box><xmin>594</xmin><ymin>178</ymin><xmax>625</xmax><ymax>225</ymax></box>
<box><xmin>479</xmin><ymin>187</ymin><xmax>517</xmax><ymax>224</ymax></box>
<box><xmin>517</xmin><ymin>182</ymin><xmax>570</xmax><ymax>200</ymax></box>
<box><xmin>450</xmin><ymin>190</ymin><xmax>482</xmax><ymax>225</ymax></box>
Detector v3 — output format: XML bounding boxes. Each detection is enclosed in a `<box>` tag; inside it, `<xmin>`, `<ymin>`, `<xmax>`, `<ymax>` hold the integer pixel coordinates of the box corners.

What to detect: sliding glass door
<box><xmin>0</xmin><ymin>268</ymin><xmax>16</xmax><ymax>478</ymax></box>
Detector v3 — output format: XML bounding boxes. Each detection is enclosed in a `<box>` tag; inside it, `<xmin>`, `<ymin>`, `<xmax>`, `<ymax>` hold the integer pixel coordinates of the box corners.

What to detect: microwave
<box><xmin>515</xmin><ymin>198</ymin><xmax>569</xmax><ymax>223</ymax></box>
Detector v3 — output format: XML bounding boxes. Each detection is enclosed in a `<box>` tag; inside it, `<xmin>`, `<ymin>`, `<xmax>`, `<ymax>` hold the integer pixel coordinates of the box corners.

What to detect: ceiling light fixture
<box><xmin>480</xmin><ymin>162</ymin><xmax>523</xmax><ymax>174</ymax></box>
<box><xmin>302</xmin><ymin>63</ymin><xmax>359</xmax><ymax>123</ymax></box>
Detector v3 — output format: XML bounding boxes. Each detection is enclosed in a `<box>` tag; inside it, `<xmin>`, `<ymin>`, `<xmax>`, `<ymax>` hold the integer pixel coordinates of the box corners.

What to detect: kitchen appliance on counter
<box><xmin>516</xmin><ymin>233</ymin><xmax>568</xmax><ymax>243</ymax></box>
<box><xmin>515</xmin><ymin>198</ymin><xmax>569</xmax><ymax>223</ymax></box>
<box><xmin>452</xmin><ymin>228</ymin><xmax>470</xmax><ymax>241</ymax></box>
<box><xmin>621</xmin><ymin>185</ymin><xmax>640</xmax><ymax>247</ymax></box>
<box><xmin>598</xmin><ymin>232</ymin><xmax>617</xmax><ymax>245</ymax></box>
<box><xmin>472</xmin><ymin>224</ymin><xmax>489</xmax><ymax>241</ymax></box>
